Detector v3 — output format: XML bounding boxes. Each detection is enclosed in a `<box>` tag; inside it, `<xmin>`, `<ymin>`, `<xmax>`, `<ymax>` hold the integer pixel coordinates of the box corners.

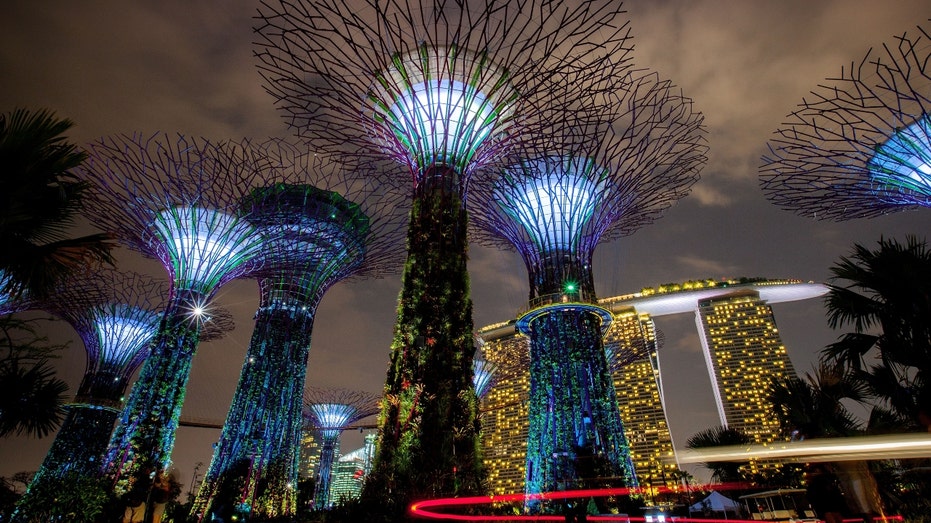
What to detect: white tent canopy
<box><xmin>690</xmin><ymin>491</ymin><xmax>741</xmax><ymax>513</ymax></box>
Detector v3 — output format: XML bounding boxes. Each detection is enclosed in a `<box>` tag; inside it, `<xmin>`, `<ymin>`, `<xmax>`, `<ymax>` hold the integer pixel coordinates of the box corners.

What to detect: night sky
<box><xmin>1</xmin><ymin>1</ymin><xmax>928</xmax><ymax>488</ymax></box>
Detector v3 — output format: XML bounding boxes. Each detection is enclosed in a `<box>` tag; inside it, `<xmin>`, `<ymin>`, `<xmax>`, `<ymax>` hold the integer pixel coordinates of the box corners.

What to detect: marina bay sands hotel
<box><xmin>476</xmin><ymin>277</ymin><xmax>828</xmax><ymax>495</ymax></box>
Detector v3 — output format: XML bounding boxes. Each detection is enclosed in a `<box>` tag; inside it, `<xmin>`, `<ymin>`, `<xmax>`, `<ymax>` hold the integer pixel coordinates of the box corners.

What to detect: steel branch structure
<box><xmin>76</xmin><ymin>134</ymin><xmax>275</xmax><ymax>502</ymax></box>
<box><xmin>191</xmin><ymin>146</ymin><xmax>407</xmax><ymax>522</ymax></box>
<box><xmin>0</xmin><ymin>270</ymin><xmax>35</xmax><ymax>314</ymax></box>
<box><xmin>303</xmin><ymin>387</ymin><xmax>381</xmax><ymax>510</ymax></box>
<box><xmin>469</xmin><ymin>70</ymin><xmax>706</xmax><ymax>500</ymax></box>
<box><xmin>255</xmin><ymin>0</ymin><xmax>634</xmax><ymax>182</ymax></box>
<box><xmin>255</xmin><ymin>0</ymin><xmax>635</xmax><ymax>508</ymax></box>
<box><xmin>0</xmin><ymin>269</ymin><xmax>33</xmax><ymax>315</ymax></box>
<box><xmin>761</xmin><ymin>23</ymin><xmax>931</xmax><ymax>220</ymax></box>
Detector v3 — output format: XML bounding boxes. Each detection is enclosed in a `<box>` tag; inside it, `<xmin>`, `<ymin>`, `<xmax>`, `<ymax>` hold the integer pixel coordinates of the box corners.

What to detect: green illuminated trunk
<box><xmin>103</xmin><ymin>290</ymin><xmax>204</xmax><ymax>505</ymax></box>
<box><xmin>363</xmin><ymin>167</ymin><xmax>484</xmax><ymax>517</ymax></box>
<box><xmin>191</xmin><ymin>302</ymin><xmax>316</xmax><ymax>521</ymax></box>
<box><xmin>524</xmin><ymin>310</ymin><xmax>633</xmax><ymax>499</ymax></box>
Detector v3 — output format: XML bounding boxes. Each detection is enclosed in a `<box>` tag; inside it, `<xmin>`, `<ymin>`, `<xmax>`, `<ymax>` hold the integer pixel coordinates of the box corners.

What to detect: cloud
<box><xmin>687</xmin><ymin>183</ymin><xmax>732</xmax><ymax>207</ymax></box>
<box><xmin>674</xmin><ymin>255</ymin><xmax>740</xmax><ymax>277</ymax></box>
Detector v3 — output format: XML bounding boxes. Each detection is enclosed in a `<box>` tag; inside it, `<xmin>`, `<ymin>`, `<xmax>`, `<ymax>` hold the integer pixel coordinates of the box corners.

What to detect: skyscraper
<box><xmin>327</xmin><ymin>434</ymin><xmax>377</xmax><ymax>505</ymax></box>
<box><xmin>475</xmin><ymin>324</ymin><xmax>530</xmax><ymax>496</ymax></box>
<box><xmin>695</xmin><ymin>290</ymin><xmax>794</xmax><ymax>446</ymax></box>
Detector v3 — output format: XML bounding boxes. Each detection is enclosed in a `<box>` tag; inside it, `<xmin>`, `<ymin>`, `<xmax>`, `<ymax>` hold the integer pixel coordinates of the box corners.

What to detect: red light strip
<box><xmin>408</xmin><ymin>486</ymin><xmax>756</xmax><ymax>521</ymax></box>
<box><xmin>408</xmin><ymin>484</ymin><xmax>903</xmax><ymax>522</ymax></box>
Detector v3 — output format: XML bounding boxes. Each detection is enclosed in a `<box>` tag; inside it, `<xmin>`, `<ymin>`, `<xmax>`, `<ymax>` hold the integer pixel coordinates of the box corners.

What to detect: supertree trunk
<box><xmin>29</xmin><ymin>369</ymin><xmax>129</xmax><ymax>481</ymax></box>
<box><xmin>522</xmin><ymin>249</ymin><xmax>634</xmax><ymax>501</ymax></box>
<box><xmin>191</xmin><ymin>302</ymin><xmax>315</xmax><ymax>520</ymax></box>
<box><xmin>524</xmin><ymin>309</ymin><xmax>631</xmax><ymax>500</ymax></box>
<box><xmin>314</xmin><ymin>432</ymin><xmax>340</xmax><ymax>509</ymax></box>
<box><xmin>363</xmin><ymin>167</ymin><xmax>482</xmax><ymax>513</ymax></box>
<box><xmin>104</xmin><ymin>291</ymin><xmax>203</xmax><ymax>500</ymax></box>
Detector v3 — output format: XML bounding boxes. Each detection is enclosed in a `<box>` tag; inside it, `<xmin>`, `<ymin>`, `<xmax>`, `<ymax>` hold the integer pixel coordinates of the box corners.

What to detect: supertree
<box><xmin>10</xmin><ymin>269</ymin><xmax>163</xmax><ymax>519</ymax></box>
<box><xmin>0</xmin><ymin>269</ymin><xmax>36</xmax><ymax>315</ymax></box>
<box><xmin>75</xmin><ymin>134</ymin><xmax>272</xmax><ymax>507</ymax></box>
<box><xmin>31</xmin><ymin>270</ymin><xmax>165</xmax><ymax>478</ymax></box>
<box><xmin>469</xmin><ymin>70</ymin><xmax>707</xmax><ymax>501</ymax></box>
<box><xmin>302</xmin><ymin>387</ymin><xmax>381</xmax><ymax>510</ymax></box>
<box><xmin>254</xmin><ymin>0</ymin><xmax>636</xmax><ymax>508</ymax></box>
<box><xmin>760</xmin><ymin>23</ymin><xmax>931</xmax><ymax>219</ymax></box>
<box><xmin>190</xmin><ymin>144</ymin><xmax>407</xmax><ymax>521</ymax></box>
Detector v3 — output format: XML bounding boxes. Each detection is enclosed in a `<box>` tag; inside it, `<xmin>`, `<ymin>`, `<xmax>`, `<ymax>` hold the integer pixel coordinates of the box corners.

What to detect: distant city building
<box><xmin>476</xmin><ymin>328</ymin><xmax>530</xmax><ymax>495</ymax></box>
<box><xmin>328</xmin><ymin>434</ymin><xmax>377</xmax><ymax>505</ymax></box>
<box><xmin>300</xmin><ymin>430</ymin><xmax>322</xmax><ymax>481</ymax></box>
<box><xmin>479</xmin><ymin>278</ymin><xmax>827</xmax><ymax>491</ymax></box>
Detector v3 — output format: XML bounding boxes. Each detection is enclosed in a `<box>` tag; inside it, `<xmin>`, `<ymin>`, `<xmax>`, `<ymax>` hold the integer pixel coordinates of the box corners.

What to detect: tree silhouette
<box><xmin>822</xmin><ymin>236</ymin><xmax>931</xmax><ymax>431</ymax></box>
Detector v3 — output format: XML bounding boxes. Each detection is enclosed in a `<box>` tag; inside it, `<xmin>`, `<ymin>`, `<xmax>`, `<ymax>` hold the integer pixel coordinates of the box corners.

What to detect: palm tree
<box><xmin>685</xmin><ymin>426</ymin><xmax>752</xmax><ymax>484</ymax></box>
<box><xmin>821</xmin><ymin>236</ymin><xmax>931</xmax><ymax>432</ymax></box>
<box><xmin>0</xmin><ymin>107</ymin><xmax>114</xmax><ymax>300</ymax></box>
<box><xmin>0</xmin><ymin>316</ymin><xmax>69</xmax><ymax>438</ymax></box>
<box><xmin>768</xmin><ymin>363</ymin><xmax>866</xmax><ymax>440</ymax></box>
<box><xmin>0</xmin><ymin>108</ymin><xmax>115</xmax><ymax>439</ymax></box>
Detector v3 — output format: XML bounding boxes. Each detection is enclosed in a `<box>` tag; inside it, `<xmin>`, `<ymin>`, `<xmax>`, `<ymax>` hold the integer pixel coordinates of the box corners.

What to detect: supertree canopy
<box><xmin>760</xmin><ymin>23</ymin><xmax>931</xmax><ymax>220</ymax></box>
<box><xmin>469</xmin><ymin>70</ymin><xmax>707</xmax><ymax>500</ymax></box>
<box><xmin>0</xmin><ymin>269</ymin><xmax>36</xmax><ymax>315</ymax></box>
<box><xmin>303</xmin><ymin>387</ymin><xmax>381</xmax><ymax>510</ymax></box>
<box><xmin>255</xmin><ymin>0</ymin><xmax>635</xmax><ymax>510</ymax></box>
<box><xmin>191</xmin><ymin>146</ymin><xmax>407</xmax><ymax>522</ymax></box>
<box><xmin>76</xmin><ymin>134</ymin><xmax>272</xmax><ymax>501</ymax></box>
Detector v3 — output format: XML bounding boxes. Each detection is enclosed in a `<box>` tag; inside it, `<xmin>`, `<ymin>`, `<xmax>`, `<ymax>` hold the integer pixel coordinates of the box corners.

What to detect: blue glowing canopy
<box><xmin>309</xmin><ymin>403</ymin><xmax>360</xmax><ymax>438</ymax></box>
<box><xmin>372</xmin><ymin>44</ymin><xmax>516</xmax><ymax>175</ymax></box>
<box><xmin>868</xmin><ymin>115</ymin><xmax>931</xmax><ymax>197</ymax></box>
<box><xmin>92</xmin><ymin>305</ymin><xmax>161</xmax><ymax>371</ymax></box>
<box><xmin>388</xmin><ymin>79</ymin><xmax>496</xmax><ymax>170</ymax></box>
<box><xmin>497</xmin><ymin>156</ymin><xmax>609</xmax><ymax>253</ymax></box>
<box><xmin>151</xmin><ymin>206</ymin><xmax>263</xmax><ymax>294</ymax></box>
<box><xmin>472</xmin><ymin>358</ymin><xmax>497</xmax><ymax>400</ymax></box>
